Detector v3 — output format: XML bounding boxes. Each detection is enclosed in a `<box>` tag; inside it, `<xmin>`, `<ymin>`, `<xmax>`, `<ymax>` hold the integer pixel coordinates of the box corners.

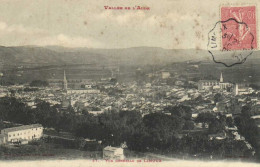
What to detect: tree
<box><xmin>24</xmin><ymin>87</ymin><xmax>39</xmax><ymax>92</ymax></box>
<box><xmin>195</xmin><ymin>95</ymin><xmax>203</xmax><ymax>102</ymax></box>
<box><xmin>208</xmin><ymin>119</ymin><xmax>225</xmax><ymax>134</ymax></box>
<box><xmin>241</xmin><ymin>105</ymin><xmax>252</xmax><ymax>118</ymax></box>
<box><xmin>218</xmin><ymin>113</ymin><xmax>227</xmax><ymax>126</ymax></box>
<box><xmin>227</xmin><ymin>98</ymin><xmax>242</xmax><ymax>114</ymax></box>
<box><xmin>30</xmin><ymin>80</ymin><xmax>49</xmax><ymax>87</ymax></box>
<box><xmin>234</xmin><ymin>116</ymin><xmax>259</xmax><ymax>148</ymax></box>
<box><xmin>143</xmin><ymin>113</ymin><xmax>184</xmax><ymax>144</ymax></box>
<box><xmin>166</xmin><ymin>105</ymin><xmax>192</xmax><ymax>120</ymax></box>
<box><xmin>98</xmin><ymin>110</ymin><xmax>144</xmax><ymax>146</ymax></box>
<box><xmin>0</xmin><ymin>97</ymin><xmax>35</xmax><ymax>124</ymax></box>
<box><xmin>226</xmin><ymin>117</ymin><xmax>234</xmax><ymax>127</ymax></box>
<box><xmin>214</xmin><ymin>93</ymin><xmax>223</xmax><ymax>103</ymax></box>
<box><xmin>110</xmin><ymin>78</ymin><xmax>117</xmax><ymax>85</ymax></box>
<box><xmin>74</xmin><ymin>110</ymin><xmax>145</xmax><ymax>147</ymax></box>
<box><xmin>34</xmin><ymin>100</ymin><xmax>60</xmax><ymax>128</ymax></box>
<box><xmin>74</xmin><ymin>113</ymin><xmax>101</xmax><ymax>140</ymax></box>
<box><xmin>126</xmin><ymin>130</ymin><xmax>149</xmax><ymax>152</ymax></box>
<box><xmin>183</xmin><ymin>120</ymin><xmax>195</xmax><ymax>130</ymax></box>
<box><xmin>0</xmin><ymin>119</ymin><xmax>4</xmax><ymax>129</ymax></box>
<box><xmin>195</xmin><ymin>112</ymin><xmax>216</xmax><ymax>124</ymax></box>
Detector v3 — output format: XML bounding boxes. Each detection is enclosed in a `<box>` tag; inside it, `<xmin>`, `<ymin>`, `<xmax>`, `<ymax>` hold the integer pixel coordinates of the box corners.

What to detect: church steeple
<box><xmin>63</xmin><ymin>70</ymin><xmax>68</xmax><ymax>91</ymax></box>
<box><xmin>220</xmin><ymin>72</ymin><xmax>223</xmax><ymax>83</ymax></box>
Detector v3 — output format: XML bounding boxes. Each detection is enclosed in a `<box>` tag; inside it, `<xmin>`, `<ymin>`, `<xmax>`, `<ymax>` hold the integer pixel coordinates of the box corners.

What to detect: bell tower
<box><xmin>220</xmin><ymin>72</ymin><xmax>223</xmax><ymax>83</ymax></box>
<box><xmin>63</xmin><ymin>70</ymin><xmax>68</xmax><ymax>91</ymax></box>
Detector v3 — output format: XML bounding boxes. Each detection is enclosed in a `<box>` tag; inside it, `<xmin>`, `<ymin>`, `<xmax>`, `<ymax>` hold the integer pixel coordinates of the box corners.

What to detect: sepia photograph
<box><xmin>0</xmin><ymin>0</ymin><xmax>260</xmax><ymax>167</ymax></box>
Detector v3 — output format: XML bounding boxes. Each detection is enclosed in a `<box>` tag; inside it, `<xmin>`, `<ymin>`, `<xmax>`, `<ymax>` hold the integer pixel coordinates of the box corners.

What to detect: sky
<box><xmin>0</xmin><ymin>0</ymin><xmax>258</xmax><ymax>49</ymax></box>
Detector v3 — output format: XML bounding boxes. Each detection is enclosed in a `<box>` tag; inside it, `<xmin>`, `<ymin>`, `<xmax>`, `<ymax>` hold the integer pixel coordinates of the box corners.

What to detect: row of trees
<box><xmin>234</xmin><ymin>105</ymin><xmax>259</xmax><ymax>148</ymax></box>
<box><xmin>0</xmin><ymin>97</ymin><xmax>193</xmax><ymax>152</ymax></box>
<box><xmin>0</xmin><ymin>97</ymin><xmax>255</xmax><ymax>158</ymax></box>
<box><xmin>233</xmin><ymin>105</ymin><xmax>260</xmax><ymax>161</ymax></box>
<box><xmin>195</xmin><ymin>112</ymin><xmax>230</xmax><ymax>134</ymax></box>
<box><xmin>29</xmin><ymin>80</ymin><xmax>49</xmax><ymax>87</ymax></box>
<box><xmin>0</xmin><ymin>97</ymin><xmax>77</xmax><ymax>131</ymax></box>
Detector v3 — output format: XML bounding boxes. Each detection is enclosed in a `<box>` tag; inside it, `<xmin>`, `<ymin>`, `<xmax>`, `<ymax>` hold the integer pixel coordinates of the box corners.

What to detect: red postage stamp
<box><xmin>221</xmin><ymin>6</ymin><xmax>257</xmax><ymax>50</ymax></box>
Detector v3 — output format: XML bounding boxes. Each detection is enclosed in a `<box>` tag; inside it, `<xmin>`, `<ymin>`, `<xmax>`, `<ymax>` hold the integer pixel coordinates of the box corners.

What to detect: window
<box><xmin>9</xmin><ymin>135</ymin><xmax>11</xmax><ymax>137</ymax></box>
<box><xmin>13</xmin><ymin>134</ymin><xmax>15</xmax><ymax>136</ymax></box>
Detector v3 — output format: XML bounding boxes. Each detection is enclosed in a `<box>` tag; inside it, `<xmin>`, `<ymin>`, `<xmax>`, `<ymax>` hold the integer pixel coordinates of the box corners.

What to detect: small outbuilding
<box><xmin>103</xmin><ymin>146</ymin><xmax>124</xmax><ymax>160</ymax></box>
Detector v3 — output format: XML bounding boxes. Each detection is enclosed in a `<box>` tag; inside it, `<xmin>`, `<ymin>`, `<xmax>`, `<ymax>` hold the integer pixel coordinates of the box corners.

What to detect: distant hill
<box><xmin>45</xmin><ymin>46</ymin><xmax>211</xmax><ymax>65</ymax></box>
<box><xmin>0</xmin><ymin>45</ymin><xmax>259</xmax><ymax>68</ymax></box>
<box><xmin>0</xmin><ymin>46</ymin><xmax>64</xmax><ymax>66</ymax></box>
<box><xmin>0</xmin><ymin>46</ymin><xmax>209</xmax><ymax>67</ymax></box>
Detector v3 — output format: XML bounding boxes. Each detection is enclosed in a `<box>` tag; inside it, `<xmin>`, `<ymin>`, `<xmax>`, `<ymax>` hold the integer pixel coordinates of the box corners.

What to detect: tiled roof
<box><xmin>1</xmin><ymin>124</ymin><xmax>43</xmax><ymax>133</ymax></box>
<box><xmin>199</xmin><ymin>80</ymin><xmax>218</xmax><ymax>82</ymax></box>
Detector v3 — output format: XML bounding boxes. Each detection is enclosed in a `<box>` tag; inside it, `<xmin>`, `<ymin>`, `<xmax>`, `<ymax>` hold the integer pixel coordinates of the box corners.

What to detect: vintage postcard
<box><xmin>0</xmin><ymin>0</ymin><xmax>260</xmax><ymax>167</ymax></box>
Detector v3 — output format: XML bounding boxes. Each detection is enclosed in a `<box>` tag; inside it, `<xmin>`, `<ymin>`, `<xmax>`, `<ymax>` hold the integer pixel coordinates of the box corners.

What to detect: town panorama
<box><xmin>0</xmin><ymin>47</ymin><xmax>259</xmax><ymax>162</ymax></box>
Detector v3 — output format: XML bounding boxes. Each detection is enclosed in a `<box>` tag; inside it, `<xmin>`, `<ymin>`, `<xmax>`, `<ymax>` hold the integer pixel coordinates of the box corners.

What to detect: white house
<box><xmin>0</xmin><ymin>124</ymin><xmax>43</xmax><ymax>143</ymax></box>
<box><xmin>67</xmin><ymin>89</ymin><xmax>100</xmax><ymax>94</ymax></box>
<box><xmin>103</xmin><ymin>146</ymin><xmax>124</xmax><ymax>160</ymax></box>
<box><xmin>161</xmin><ymin>71</ymin><xmax>170</xmax><ymax>79</ymax></box>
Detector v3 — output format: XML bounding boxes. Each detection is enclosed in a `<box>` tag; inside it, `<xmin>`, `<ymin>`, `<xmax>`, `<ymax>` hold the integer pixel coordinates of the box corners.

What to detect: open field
<box><xmin>0</xmin><ymin>142</ymin><xmax>102</xmax><ymax>160</ymax></box>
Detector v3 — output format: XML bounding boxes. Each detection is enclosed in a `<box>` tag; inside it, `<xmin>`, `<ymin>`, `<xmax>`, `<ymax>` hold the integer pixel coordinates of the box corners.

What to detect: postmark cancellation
<box><xmin>208</xmin><ymin>4</ymin><xmax>257</xmax><ymax>67</ymax></box>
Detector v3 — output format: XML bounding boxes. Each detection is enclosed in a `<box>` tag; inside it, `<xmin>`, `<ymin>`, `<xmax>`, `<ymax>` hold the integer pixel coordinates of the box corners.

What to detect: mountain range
<box><xmin>0</xmin><ymin>45</ymin><xmax>259</xmax><ymax>68</ymax></box>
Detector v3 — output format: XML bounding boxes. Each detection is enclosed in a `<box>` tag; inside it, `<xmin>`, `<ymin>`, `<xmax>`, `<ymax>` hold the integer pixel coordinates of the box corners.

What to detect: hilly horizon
<box><xmin>0</xmin><ymin>45</ymin><xmax>259</xmax><ymax>69</ymax></box>
<box><xmin>0</xmin><ymin>45</ymin><xmax>209</xmax><ymax>67</ymax></box>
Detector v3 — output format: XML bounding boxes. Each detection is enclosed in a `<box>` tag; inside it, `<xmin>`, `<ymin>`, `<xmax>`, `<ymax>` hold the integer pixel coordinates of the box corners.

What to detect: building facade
<box><xmin>198</xmin><ymin>80</ymin><xmax>219</xmax><ymax>90</ymax></box>
<box><xmin>161</xmin><ymin>71</ymin><xmax>171</xmax><ymax>79</ymax></box>
<box><xmin>233</xmin><ymin>84</ymin><xmax>253</xmax><ymax>95</ymax></box>
<box><xmin>198</xmin><ymin>73</ymin><xmax>233</xmax><ymax>90</ymax></box>
<box><xmin>67</xmin><ymin>89</ymin><xmax>100</xmax><ymax>94</ymax></box>
<box><xmin>103</xmin><ymin>146</ymin><xmax>124</xmax><ymax>160</ymax></box>
<box><xmin>0</xmin><ymin>124</ymin><xmax>43</xmax><ymax>143</ymax></box>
